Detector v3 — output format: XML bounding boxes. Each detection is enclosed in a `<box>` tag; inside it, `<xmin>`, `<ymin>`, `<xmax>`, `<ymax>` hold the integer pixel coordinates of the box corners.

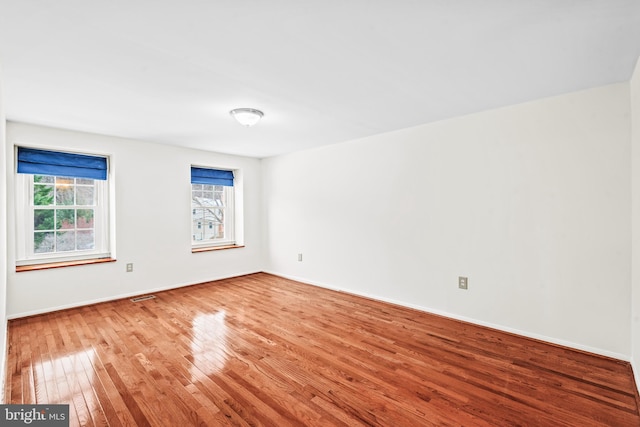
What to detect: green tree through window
<box><xmin>32</xmin><ymin>175</ymin><xmax>96</xmax><ymax>254</ymax></box>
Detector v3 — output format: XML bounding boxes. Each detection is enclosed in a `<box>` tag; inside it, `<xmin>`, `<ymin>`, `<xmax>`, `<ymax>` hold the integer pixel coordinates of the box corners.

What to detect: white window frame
<box><xmin>15</xmin><ymin>173</ymin><xmax>110</xmax><ymax>265</ymax></box>
<box><xmin>191</xmin><ymin>174</ymin><xmax>237</xmax><ymax>249</ymax></box>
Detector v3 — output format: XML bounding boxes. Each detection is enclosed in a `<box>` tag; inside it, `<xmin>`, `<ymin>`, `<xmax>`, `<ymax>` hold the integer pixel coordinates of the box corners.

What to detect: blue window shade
<box><xmin>17</xmin><ymin>147</ymin><xmax>108</xmax><ymax>180</ymax></box>
<box><xmin>191</xmin><ymin>167</ymin><xmax>234</xmax><ymax>186</ymax></box>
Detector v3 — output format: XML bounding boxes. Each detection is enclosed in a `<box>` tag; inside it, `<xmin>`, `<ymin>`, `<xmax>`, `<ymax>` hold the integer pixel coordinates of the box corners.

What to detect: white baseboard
<box><xmin>265</xmin><ymin>270</ymin><xmax>631</xmax><ymax>362</ymax></box>
<box><xmin>7</xmin><ymin>270</ymin><xmax>262</xmax><ymax>319</ymax></box>
<box><xmin>7</xmin><ymin>269</ymin><xmax>633</xmax><ymax>364</ymax></box>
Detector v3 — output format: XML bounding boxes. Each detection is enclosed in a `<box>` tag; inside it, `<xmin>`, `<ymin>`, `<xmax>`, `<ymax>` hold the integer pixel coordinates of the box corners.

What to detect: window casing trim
<box><xmin>190</xmin><ymin>165</ymin><xmax>238</xmax><ymax>249</ymax></box>
<box><xmin>15</xmin><ymin>170</ymin><xmax>111</xmax><ymax>266</ymax></box>
<box><xmin>191</xmin><ymin>183</ymin><xmax>235</xmax><ymax>248</ymax></box>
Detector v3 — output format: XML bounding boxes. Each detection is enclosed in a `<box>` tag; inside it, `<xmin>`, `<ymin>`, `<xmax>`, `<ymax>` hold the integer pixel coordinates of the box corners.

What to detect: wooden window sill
<box><xmin>192</xmin><ymin>244</ymin><xmax>245</xmax><ymax>253</ymax></box>
<box><xmin>16</xmin><ymin>257</ymin><xmax>116</xmax><ymax>272</ymax></box>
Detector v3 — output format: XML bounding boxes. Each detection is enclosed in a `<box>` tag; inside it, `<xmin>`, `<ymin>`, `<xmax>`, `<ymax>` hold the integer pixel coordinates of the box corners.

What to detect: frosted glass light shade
<box><xmin>230</xmin><ymin>108</ymin><xmax>264</xmax><ymax>127</ymax></box>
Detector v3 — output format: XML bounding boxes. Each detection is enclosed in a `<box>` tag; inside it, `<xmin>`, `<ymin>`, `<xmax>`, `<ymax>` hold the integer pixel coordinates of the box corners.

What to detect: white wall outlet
<box><xmin>298</xmin><ymin>253</ymin><xmax>303</xmax><ymax>262</ymax></box>
<box><xmin>458</xmin><ymin>276</ymin><xmax>468</xmax><ymax>290</ymax></box>
<box><xmin>126</xmin><ymin>263</ymin><xmax>134</xmax><ymax>272</ymax></box>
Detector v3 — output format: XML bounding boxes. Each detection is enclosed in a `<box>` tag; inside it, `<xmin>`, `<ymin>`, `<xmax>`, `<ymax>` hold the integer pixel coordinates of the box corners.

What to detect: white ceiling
<box><xmin>1</xmin><ymin>1</ymin><xmax>639</xmax><ymax>158</ymax></box>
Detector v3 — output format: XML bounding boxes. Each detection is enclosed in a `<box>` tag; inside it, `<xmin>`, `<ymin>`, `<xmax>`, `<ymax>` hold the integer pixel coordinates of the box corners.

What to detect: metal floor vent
<box><xmin>130</xmin><ymin>295</ymin><xmax>156</xmax><ymax>302</ymax></box>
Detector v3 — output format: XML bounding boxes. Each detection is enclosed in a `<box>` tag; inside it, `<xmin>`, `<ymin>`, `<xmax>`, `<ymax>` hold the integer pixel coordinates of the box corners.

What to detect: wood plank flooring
<box><xmin>4</xmin><ymin>273</ymin><xmax>640</xmax><ymax>426</ymax></box>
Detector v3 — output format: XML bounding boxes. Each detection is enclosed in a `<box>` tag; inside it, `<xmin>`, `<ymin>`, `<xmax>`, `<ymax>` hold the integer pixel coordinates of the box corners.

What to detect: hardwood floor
<box><xmin>4</xmin><ymin>273</ymin><xmax>640</xmax><ymax>426</ymax></box>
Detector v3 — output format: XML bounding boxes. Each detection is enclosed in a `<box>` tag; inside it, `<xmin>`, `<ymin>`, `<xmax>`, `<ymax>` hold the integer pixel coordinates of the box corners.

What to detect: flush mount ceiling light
<box><xmin>229</xmin><ymin>108</ymin><xmax>264</xmax><ymax>127</ymax></box>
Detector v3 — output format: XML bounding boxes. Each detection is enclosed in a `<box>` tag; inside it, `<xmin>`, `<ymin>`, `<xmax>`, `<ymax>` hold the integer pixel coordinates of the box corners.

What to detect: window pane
<box><xmin>77</xmin><ymin>209</ymin><xmax>94</xmax><ymax>228</ymax></box>
<box><xmin>21</xmin><ymin>166</ymin><xmax>109</xmax><ymax>261</ymax></box>
<box><xmin>56</xmin><ymin>180</ymin><xmax>74</xmax><ymax>205</ymax></box>
<box><xmin>205</xmin><ymin>220</ymin><xmax>223</xmax><ymax>240</ymax></box>
<box><xmin>34</xmin><ymin>209</ymin><xmax>54</xmax><ymax>230</ymax></box>
<box><xmin>200</xmin><ymin>208</ymin><xmax>224</xmax><ymax>240</ymax></box>
<box><xmin>34</xmin><ymin>175</ymin><xmax>54</xmax><ymax>184</ymax></box>
<box><xmin>77</xmin><ymin>230</ymin><xmax>94</xmax><ymax>250</ymax></box>
<box><xmin>76</xmin><ymin>185</ymin><xmax>94</xmax><ymax>205</ymax></box>
<box><xmin>192</xmin><ymin>208</ymin><xmax>204</xmax><ymax>241</ymax></box>
<box><xmin>214</xmin><ymin>190</ymin><xmax>224</xmax><ymax>206</ymax></box>
<box><xmin>191</xmin><ymin>182</ymin><xmax>233</xmax><ymax>245</ymax></box>
<box><xmin>34</xmin><ymin>184</ymin><xmax>54</xmax><ymax>206</ymax></box>
<box><xmin>208</xmin><ymin>208</ymin><xmax>224</xmax><ymax>224</ymax></box>
<box><xmin>192</xmin><ymin>208</ymin><xmax>204</xmax><ymax>222</ymax></box>
<box><xmin>56</xmin><ymin>209</ymin><xmax>75</xmax><ymax>229</ymax></box>
<box><xmin>56</xmin><ymin>231</ymin><xmax>75</xmax><ymax>251</ymax></box>
<box><xmin>34</xmin><ymin>232</ymin><xmax>54</xmax><ymax>253</ymax></box>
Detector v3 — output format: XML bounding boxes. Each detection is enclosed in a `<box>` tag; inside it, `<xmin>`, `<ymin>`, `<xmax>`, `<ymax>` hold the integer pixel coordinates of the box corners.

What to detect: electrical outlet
<box><xmin>458</xmin><ymin>276</ymin><xmax>468</xmax><ymax>290</ymax></box>
<box><xmin>298</xmin><ymin>253</ymin><xmax>303</xmax><ymax>262</ymax></box>
<box><xmin>126</xmin><ymin>263</ymin><xmax>134</xmax><ymax>272</ymax></box>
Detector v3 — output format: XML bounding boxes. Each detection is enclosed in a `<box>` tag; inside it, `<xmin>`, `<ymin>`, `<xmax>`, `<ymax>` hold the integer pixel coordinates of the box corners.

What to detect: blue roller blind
<box><xmin>191</xmin><ymin>167</ymin><xmax>234</xmax><ymax>186</ymax></box>
<box><xmin>17</xmin><ymin>147</ymin><xmax>108</xmax><ymax>180</ymax></box>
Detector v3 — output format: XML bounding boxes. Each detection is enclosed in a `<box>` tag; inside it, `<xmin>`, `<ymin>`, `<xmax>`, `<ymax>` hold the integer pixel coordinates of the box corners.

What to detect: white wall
<box><xmin>631</xmin><ymin>56</ymin><xmax>640</xmax><ymax>388</ymax></box>
<box><xmin>5</xmin><ymin>122</ymin><xmax>264</xmax><ymax>317</ymax></box>
<box><xmin>264</xmin><ymin>83</ymin><xmax>632</xmax><ymax>359</ymax></box>
<box><xmin>0</xmin><ymin>65</ymin><xmax>7</xmax><ymax>402</ymax></box>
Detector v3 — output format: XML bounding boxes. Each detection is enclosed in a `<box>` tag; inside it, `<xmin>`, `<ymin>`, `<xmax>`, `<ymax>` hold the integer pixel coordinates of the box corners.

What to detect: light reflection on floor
<box><xmin>32</xmin><ymin>348</ymin><xmax>97</xmax><ymax>421</ymax></box>
<box><xmin>189</xmin><ymin>310</ymin><xmax>229</xmax><ymax>380</ymax></box>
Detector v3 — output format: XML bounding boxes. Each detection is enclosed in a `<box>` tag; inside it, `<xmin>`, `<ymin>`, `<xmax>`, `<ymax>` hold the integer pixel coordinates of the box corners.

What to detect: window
<box><xmin>191</xmin><ymin>167</ymin><xmax>235</xmax><ymax>248</ymax></box>
<box><xmin>15</xmin><ymin>147</ymin><xmax>110</xmax><ymax>265</ymax></box>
